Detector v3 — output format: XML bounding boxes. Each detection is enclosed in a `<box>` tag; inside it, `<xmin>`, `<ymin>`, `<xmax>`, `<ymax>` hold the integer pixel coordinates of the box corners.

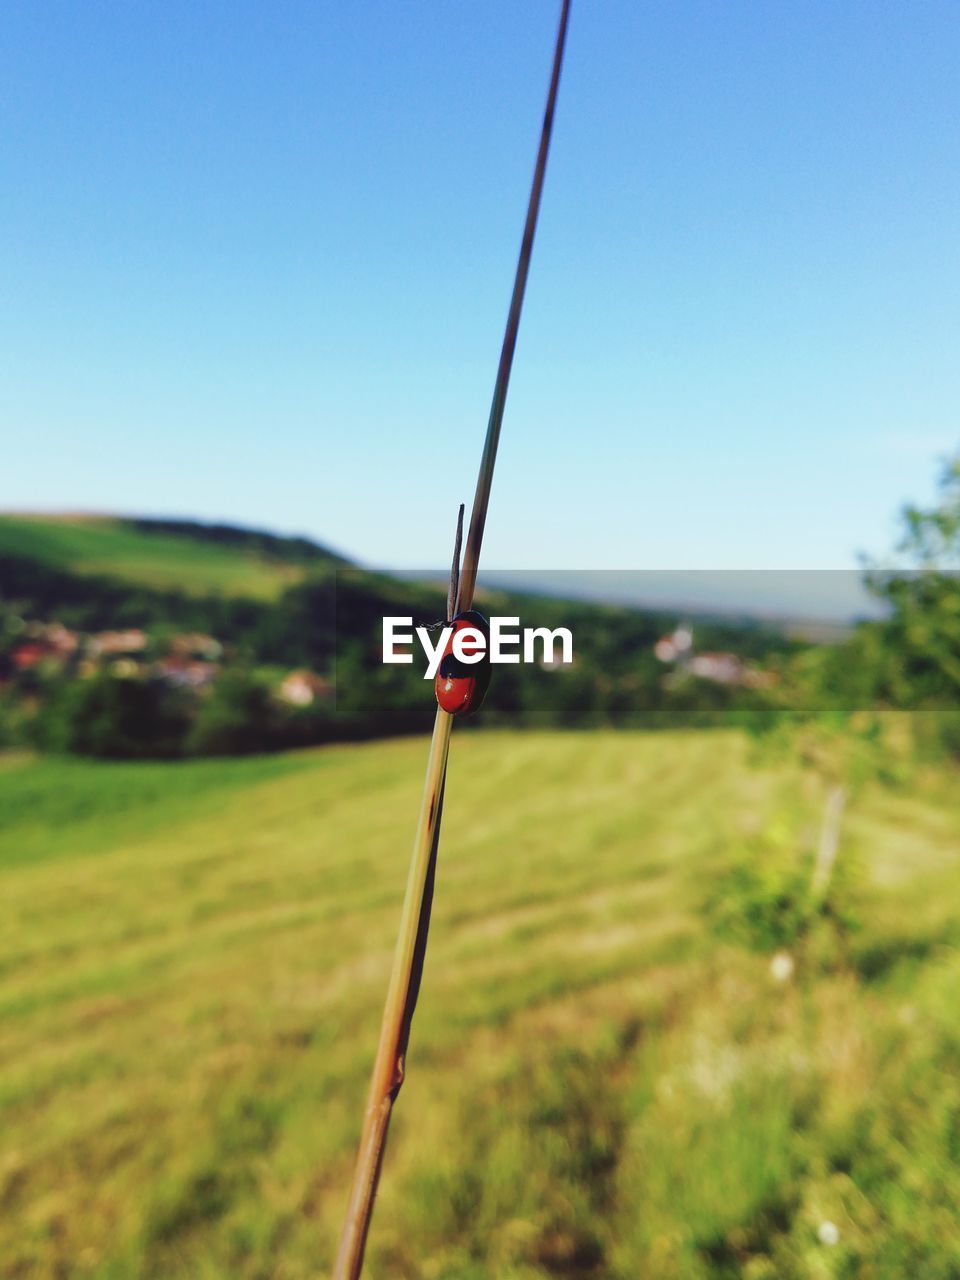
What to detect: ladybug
<box><xmin>435</xmin><ymin>609</ymin><xmax>492</xmax><ymax>717</ymax></box>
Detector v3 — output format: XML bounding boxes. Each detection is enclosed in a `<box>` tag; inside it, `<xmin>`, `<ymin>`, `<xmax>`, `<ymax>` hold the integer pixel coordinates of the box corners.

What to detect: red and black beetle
<box><xmin>434</xmin><ymin>609</ymin><xmax>492</xmax><ymax>717</ymax></box>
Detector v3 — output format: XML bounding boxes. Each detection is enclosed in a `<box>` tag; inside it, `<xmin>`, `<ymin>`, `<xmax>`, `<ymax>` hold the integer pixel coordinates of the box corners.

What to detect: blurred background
<box><xmin>2</xmin><ymin>2</ymin><xmax>960</xmax><ymax>1277</ymax></box>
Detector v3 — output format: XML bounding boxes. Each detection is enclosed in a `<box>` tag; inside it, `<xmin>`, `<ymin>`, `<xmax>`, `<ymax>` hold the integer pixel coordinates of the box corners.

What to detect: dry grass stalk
<box><xmin>331</xmin><ymin>5</ymin><xmax>571</xmax><ymax>1275</ymax></box>
<box><xmin>812</xmin><ymin>783</ymin><xmax>846</xmax><ymax>902</ymax></box>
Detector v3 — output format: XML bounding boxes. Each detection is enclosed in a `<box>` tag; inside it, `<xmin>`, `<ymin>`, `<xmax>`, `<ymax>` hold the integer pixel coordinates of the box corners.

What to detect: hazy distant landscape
<box><xmin>0</xmin><ymin>512</ymin><xmax>802</xmax><ymax>760</ymax></box>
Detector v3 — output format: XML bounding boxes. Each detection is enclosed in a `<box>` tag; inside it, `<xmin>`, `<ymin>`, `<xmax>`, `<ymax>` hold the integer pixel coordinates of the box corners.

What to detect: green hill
<box><xmin>0</xmin><ymin>514</ymin><xmax>343</xmax><ymax>601</ymax></box>
<box><xmin>2</xmin><ymin>729</ymin><xmax>959</xmax><ymax>1276</ymax></box>
<box><xmin>1</xmin><ymin>513</ymin><xmax>801</xmax><ymax>756</ymax></box>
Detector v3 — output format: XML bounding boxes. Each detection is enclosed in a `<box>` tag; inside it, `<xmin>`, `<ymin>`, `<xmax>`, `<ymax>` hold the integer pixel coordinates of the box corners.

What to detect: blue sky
<box><xmin>2</xmin><ymin>0</ymin><xmax>958</xmax><ymax>583</ymax></box>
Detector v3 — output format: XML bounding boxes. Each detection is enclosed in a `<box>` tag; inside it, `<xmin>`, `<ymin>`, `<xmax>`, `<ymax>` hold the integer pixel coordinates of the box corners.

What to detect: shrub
<box><xmin>185</xmin><ymin>671</ymin><xmax>278</xmax><ymax>756</ymax></box>
<box><xmin>708</xmin><ymin>847</ymin><xmax>815</xmax><ymax>953</ymax></box>
<box><xmin>36</xmin><ymin>674</ymin><xmax>190</xmax><ymax>759</ymax></box>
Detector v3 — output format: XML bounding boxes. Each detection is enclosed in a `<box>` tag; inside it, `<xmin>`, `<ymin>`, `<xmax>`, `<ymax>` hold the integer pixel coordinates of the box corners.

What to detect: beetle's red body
<box><xmin>434</xmin><ymin>610</ymin><xmax>492</xmax><ymax>716</ymax></box>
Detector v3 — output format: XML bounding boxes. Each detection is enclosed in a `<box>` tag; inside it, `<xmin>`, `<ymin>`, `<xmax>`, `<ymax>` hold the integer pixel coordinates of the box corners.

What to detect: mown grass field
<box><xmin>2</xmin><ymin>729</ymin><xmax>960</xmax><ymax>1279</ymax></box>
<box><xmin>0</xmin><ymin>515</ymin><xmax>313</xmax><ymax>600</ymax></box>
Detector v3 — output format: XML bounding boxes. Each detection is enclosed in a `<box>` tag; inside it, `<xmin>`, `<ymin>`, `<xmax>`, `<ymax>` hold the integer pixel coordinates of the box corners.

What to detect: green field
<box><xmin>0</xmin><ymin>515</ymin><xmax>317</xmax><ymax>600</ymax></box>
<box><xmin>2</xmin><ymin>730</ymin><xmax>960</xmax><ymax>1278</ymax></box>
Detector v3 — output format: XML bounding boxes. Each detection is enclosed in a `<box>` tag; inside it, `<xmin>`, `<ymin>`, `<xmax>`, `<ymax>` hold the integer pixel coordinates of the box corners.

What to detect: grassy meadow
<box><xmin>0</xmin><ymin>516</ymin><xmax>314</xmax><ymax>600</ymax></box>
<box><xmin>2</xmin><ymin>729</ymin><xmax>960</xmax><ymax>1278</ymax></box>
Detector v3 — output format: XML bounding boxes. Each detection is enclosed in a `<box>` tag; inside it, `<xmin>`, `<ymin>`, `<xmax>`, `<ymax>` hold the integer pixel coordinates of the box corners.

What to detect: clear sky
<box><xmin>3</xmin><ymin>0</ymin><xmax>958</xmax><ymax>580</ymax></box>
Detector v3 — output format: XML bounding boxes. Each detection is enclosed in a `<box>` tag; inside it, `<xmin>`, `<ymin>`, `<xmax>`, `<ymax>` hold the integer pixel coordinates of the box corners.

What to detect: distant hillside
<box><xmin>0</xmin><ymin>512</ymin><xmax>805</xmax><ymax>755</ymax></box>
<box><xmin>0</xmin><ymin>514</ymin><xmax>345</xmax><ymax>601</ymax></box>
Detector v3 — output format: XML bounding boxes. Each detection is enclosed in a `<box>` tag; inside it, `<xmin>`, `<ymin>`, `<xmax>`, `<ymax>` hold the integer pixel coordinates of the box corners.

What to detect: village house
<box><xmin>653</xmin><ymin>625</ymin><xmax>772</xmax><ymax>689</ymax></box>
<box><xmin>279</xmin><ymin>670</ymin><xmax>331</xmax><ymax>707</ymax></box>
<box><xmin>10</xmin><ymin>621</ymin><xmax>81</xmax><ymax>672</ymax></box>
<box><xmin>39</xmin><ymin>622</ymin><xmax>79</xmax><ymax>658</ymax></box>
<box><xmin>168</xmin><ymin>633</ymin><xmax>223</xmax><ymax>661</ymax></box>
<box><xmin>11</xmin><ymin>641</ymin><xmax>46</xmax><ymax>672</ymax></box>
<box><xmin>88</xmin><ymin>629</ymin><xmax>148</xmax><ymax>658</ymax></box>
<box><xmin>689</xmin><ymin>652</ymin><xmax>744</xmax><ymax>685</ymax></box>
<box><xmin>654</xmin><ymin>626</ymin><xmax>694</xmax><ymax>664</ymax></box>
<box><xmin>155</xmin><ymin>656</ymin><xmax>218</xmax><ymax>689</ymax></box>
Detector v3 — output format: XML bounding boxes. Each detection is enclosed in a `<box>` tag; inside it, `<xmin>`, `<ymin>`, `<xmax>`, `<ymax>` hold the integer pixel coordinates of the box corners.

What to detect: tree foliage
<box><xmin>866</xmin><ymin>453</ymin><xmax>960</xmax><ymax>704</ymax></box>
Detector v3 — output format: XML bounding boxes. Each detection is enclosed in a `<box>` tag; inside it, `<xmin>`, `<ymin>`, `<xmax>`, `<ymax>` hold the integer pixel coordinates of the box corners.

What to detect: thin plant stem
<box><xmin>457</xmin><ymin>0</ymin><xmax>570</xmax><ymax>615</ymax></box>
<box><xmin>448</xmin><ymin>503</ymin><xmax>464</xmax><ymax>623</ymax></box>
<box><xmin>332</xmin><ymin>5</ymin><xmax>570</xmax><ymax>1274</ymax></box>
<box><xmin>331</xmin><ymin>708</ymin><xmax>452</xmax><ymax>1279</ymax></box>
